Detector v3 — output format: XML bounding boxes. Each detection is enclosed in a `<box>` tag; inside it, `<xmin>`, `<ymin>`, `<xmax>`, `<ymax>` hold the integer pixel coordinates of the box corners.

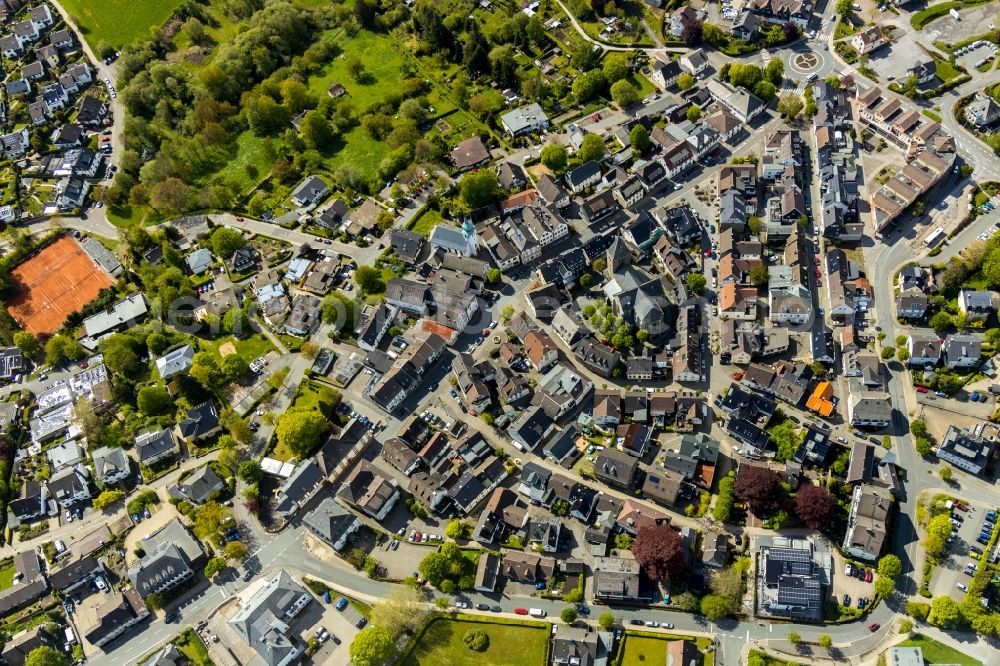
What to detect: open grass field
<box><xmin>408</xmin><ymin>207</ymin><xmax>445</xmax><ymax>236</ymax></box>
<box><xmin>202</xmin><ymin>334</ymin><xmax>275</xmax><ymax>364</ymax></box>
<box><xmin>896</xmin><ymin>635</ymin><xmax>983</xmax><ymax>665</ymax></box>
<box><xmin>7</xmin><ymin>236</ymin><xmax>114</xmax><ymax>334</ymax></box>
<box><xmin>401</xmin><ymin>618</ymin><xmax>549</xmax><ymax>666</ymax></box>
<box><xmin>59</xmin><ymin>0</ymin><xmax>185</xmax><ymax>48</ymax></box>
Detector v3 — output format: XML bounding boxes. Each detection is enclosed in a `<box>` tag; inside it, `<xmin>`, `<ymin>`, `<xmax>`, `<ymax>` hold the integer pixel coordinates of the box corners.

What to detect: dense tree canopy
<box><xmin>633</xmin><ymin>524</ymin><xmax>685</xmax><ymax>580</ymax></box>
<box><xmin>794</xmin><ymin>483</ymin><xmax>834</xmax><ymax>529</ymax></box>
<box><xmin>734</xmin><ymin>467</ymin><xmax>783</xmax><ymax>512</ymax></box>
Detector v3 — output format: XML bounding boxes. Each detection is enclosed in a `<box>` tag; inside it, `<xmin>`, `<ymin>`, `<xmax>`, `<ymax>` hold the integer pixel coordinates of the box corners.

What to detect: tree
<box><xmin>765</xmin><ymin>58</ymin><xmax>785</xmax><ymax>86</ymax></box>
<box><xmin>137</xmin><ymin>385</ymin><xmax>174</xmax><ymax>417</ymax></box>
<box><xmin>788</xmin><ymin>631</ymin><xmax>801</xmax><ymax>645</ymax></box>
<box><xmin>301</xmin><ymin>110</ymin><xmax>335</xmax><ymax>150</ymax></box>
<box><xmin>192</xmin><ymin>501</ymin><xmax>230</xmax><ymax>539</ymax></box>
<box><xmin>915</xmin><ymin>436</ymin><xmax>934</xmax><ymax>457</ymax></box>
<box><xmin>350</xmin><ymin>626</ymin><xmax>395</xmax><ymax>666</ymax></box>
<box><xmin>370</xmin><ymin>586</ymin><xmax>429</xmax><ymax>636</ymax></box>
<box><xmin>599</xmin><ymin>612</ymin><xmax>615</xmax><ymax>630</ymax></box>
<box><xmin>881</xmin><ymin>346</ymin><xmax>895</xmax><ymax>360</ymax></box>
<box><xmin>686</xmin><ymin>105</ymin><xmax>702</xmax><ymax>122</ymax></box>
<box><xmin>700</xmin><ymin>594</ymin><xmax>731</xmax><ymax>621</ymax></box>
<box><xmin>211</xmin><ymin>227</ymin><xmax>245</xmax><ymax>258</ymax></box>
<box><xmin>45</xmin><ymin>334</ymin><xmax>84</xmax><ymax>366</ymax></box>
<box><xmin>771</xmin><ymin>421</ymin><xmax>801</xmax><ymax>462</ymax></box>
<box><xmin>276</xmin><ymin>411</ymin><xmax>329</xmax><ymax>459</ymax></box>
<box><xmin>687</xmin><ymin>273</ymin><xmax>707</xmax><ymax>295</ymax></box>
<box><xmin>354</xmin><ymin>265</ymin><xmax>384</xmax><ymax>294</ymax></box>
<box><xmin>610</xmin><ymin>80</ymin><xmax>640</xmax><ymax>107</ymax></box>
<box><xmin>925</xmin><ymin>513</ymin><xmax>953</xmax><ymax>557</ymax></box>
<box><xmin>777</xmin><ymin>94</ymin><xmax>803</xmax><ymax>119</ymax></box>
<box><xmin>561</xmin><ymin>607</ymin><xmax>578</xmax><ymax>624</ymax></box>
<box><xmin>940</xmin><ymin>465</ymin><xmax>953</xmax><ymax>483</ymax></box>
<box><xmin>144</xmin><ymin>592</ymin><xmax>164</xmax><ymax>610</ymax></box>
<box><xmin>794</xmin><ymin>485</ymin><xmax>833</xmax><ymax>529</ymax></box>
<box><xmin>681</xmin><ymin>20</ymin><xmax>703</xmax><ymax>45</ymax></box>
<box><xmin>677</xmin><ymin>73</ymin><xmax>695</xmax><ymax>91</ymax></box>
<box><xmin>464</xmin><ymin>629</ymin><xmax>489</xmax><ymax>651</ymax></box>
<box><xmin>632</xmin><ymin>524</ymin><xmax>685</xmax><ymax>580</ymax></box>
<box><xmin>13</xmin><ymin>331</ymin><xmax>38</xmax><ymax>356</ymax></box>
<box><xmin>897</xmin><ymin>348</ymin><xmax>910</xmax><ymax>362</ymax></box>
<box><xmin>734</xmin><ymin>466</ymin><xmax>783</xmax><ymax>512</ymax></box>
<box><xmin>630</xmin><ymin>125</ymin><xmax>650</xmax><ymax>154</ymax></box>
<box><xmin>541</xmin><ymin>144</ymin><xmax>568</xmax><ymax>172</ymax></box>
<box><xmin>875</xmin><ymin>554</ymin><xmax>902</xmax><ymax>597</ymax></box>
<box><xmin>501</xmin><ymin>305</ymin><xmax>514</xmax><ymax>321</ymax></box>
<box><xmin>899</xmin><ymin>619</ymin><xmax>913</xmax><ymax>634</ymax></box>
<box><xmin>225</xmin><ymin>541</ymin><xmax>247</xmax><ymax>560</ymax></box>
<box><xmin>486</xmin><ymin>268</ymin><xmax>502</xmax><ymax>283</ymax></box>
<box><xmin>754</xmin><ymin>80</ymin><xmax>777</xmax><ymax>102</ymax></box>
<box><xmin>578</xmin><ymin>133</ymin><xmax>606</xmax><ymax>163</ymax></box>
<box><xmin>445</xmin><ymin>519</ymin><xmax>471</xmax><ymax>540</ymax></box>
<box><xmin>239</xmin><ymin>460</ymin><xmax>262</xmax><ymax>484</ymax></box>
<box><xmin>602</xmin><ymin>54</ymin><xmax>629</xmax><ymax>83</ymax></box>
<box><xmin>929</xmin><ymin>595</ymin><xmax>961</xmax><ymax>629</ymax></box>
<box><xmin>714</xmin><ymin>476</ymin><xmax>735</xmax><ymax>522</ymax></box>
<box><xmin>818</xmin><ymin>634</ymin><xmax>832</xmax><ymax>649</ymax></box>
<box><xmin>92</xmin><ymin>490</ymin><xmax>124</xmax><ymax>510</ymax></box>
<box><xmin>836</xmin><ymin>0</ymin><xmax>853</xmax><ymax>14</ymax></box>
<box><xmin>204</xmin><ymin>556</ymin><xmax>227</xmax><ymax>579</ymax></box>
<box><xmin>460</xmin><ymin>170</ymin><xmax>500</xmax><ymax>209</ymax></box>
<box><xmin>572</xmin><ymin>69</ymin><xmax>606</xmax><ymax>103</ymax></box>
<box><xmin>25</xmin><ymin>646</ymin><xmax>68</xmax><ymax>666</ymax></box>
<box><xmin>930</xmin><ymin>311</ymin><xmax>953</xmax><ymax>332</ymax></box>
<box><xmin>749</xmin><ymin>265</ymin><xmax>769</xmax><ymax>286</ymax></box>
<box><xmin>907</xmin><ymin>601</ymin><xmax>930</xmax><ymax>621</ymax></box>
<box><xmin>150</xmin><ymin>178</ymin><xmax>191</xmax><ymax>213</ymax></box>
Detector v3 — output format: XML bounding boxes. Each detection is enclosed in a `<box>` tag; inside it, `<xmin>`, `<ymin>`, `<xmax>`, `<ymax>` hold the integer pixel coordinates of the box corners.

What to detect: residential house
<box><xmin>937</xmin><ymin>425</ymin><xmax>996</xmax><ymax>476</ymax></box>
<box><xmin>229</xmin><ymin>570</ymin><xmax>312</xmax><ymax>666</ymax></box>
<box><xmin>303</xmin><ymin>497</ymin><xmax>360</xmax><ymax>551</ymax></box>
<box><xmin>594</xmin><ymin>449</ymin><xmax>638</xmax><ymax>490</ymax></box>
<box><xmin>593</xmin><ymin>556</ymin><xmax>646</xmax><ymax>602</ymax></box>
<box><xmin>290</xmin><ymin>175</ymin><xmax>329</xmax><ymax>207</ymax></box>
<box><xmin>958</xmin><ymin>290</ymin><xmax>993</xmax><ymax>322</ymax></box>
<box><xmin>942</xmin><ymin>333</ymin><xmax>982</xmax><ymax>369</ymax></box>
<box><xmin>135</xmin><ymin>428</ymin><xmax>179</xmax><ymax>467</ymax></box>
<box><xmin>337</xmin><ymin>461</ymin><xmax>399</xmax><ymax>521</ymax></box>
<box><xmin>169</xmin><ymin>465</ymin><xmax>225</xmax><ymax>505</ymax></box>
<box><xmin>82</xmin><ymin>590</ymin><xmax>149</xmax><ymax>648</ymax></box>
<box><xmin>500</xmin><ymin>103</ymin><xmax>549</xmax><ymax>136</ymax></box>
<box><xmin>451</xmin><ymin>136</ymin><xmax>490</xmax><ymax>171</ymax></box>
<box><xmin>155</xmin><ymin>345</ymin><xmax>195</xmax><ymax>380</ymax></box>
<box><xmin>843</xmin><ymin>484</ymin><xmax>892</xmax><ymax>561</ymax></box>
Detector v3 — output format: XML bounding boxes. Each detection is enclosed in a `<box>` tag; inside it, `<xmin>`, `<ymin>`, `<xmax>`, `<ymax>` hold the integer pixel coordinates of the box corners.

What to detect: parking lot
<box><xmin>956</xmin><ymin>42</ymin><xmax>998</xmax><ymax>72</ymax></box>
<box><xmin>921</xmin><ymin>3</ymin><xmax>1000</xmax><ymax>47</ymax></box>
<box><xmin>931</xmin><ymin>499</ymin><xmax>997</xmax><ymax>601</ymax></box>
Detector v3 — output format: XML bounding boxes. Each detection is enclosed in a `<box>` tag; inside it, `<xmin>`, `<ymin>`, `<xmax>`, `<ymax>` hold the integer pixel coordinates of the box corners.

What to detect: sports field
<box><xmin>7</xmin><ymin>237</ymin><xmax>114</xmax><ymax>334</ymax></box>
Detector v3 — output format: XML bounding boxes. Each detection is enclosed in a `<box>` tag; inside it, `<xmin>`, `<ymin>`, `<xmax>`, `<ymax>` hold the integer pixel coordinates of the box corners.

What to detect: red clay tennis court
<box><xmin>7</xmin><ymin>236</ymin><xmax>115</xmax><ymax>335</ymax></box>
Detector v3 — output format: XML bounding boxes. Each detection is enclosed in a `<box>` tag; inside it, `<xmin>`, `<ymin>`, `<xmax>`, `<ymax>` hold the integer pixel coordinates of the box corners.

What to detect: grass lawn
<box><xmin>408</xmin><ymin>207</ymin><xmax>446</xmax><ymax>236</ymax></box>
<box><xmin>619</xmin><ymin>633</ymin><xmax>714</xmax><ymax>666</ymax></box>
<box><xmin>935</xmin><ymin>59</ymin><xmax>964</xmax><ymax>83</ymax></box>
<box><xmin>922</xmin><ymin>109</ymin><xmax>943</xmax><ymax>122</ymax></box>
<box><xmin>174</xmin><ymin>629</ymin><xmax>212</xmax><ymax>666</ymax></box>
<box><xmin>835</xmin><ymin>19</ymin><xmax>858</xmax><ymax>39</ymax></box>
<box><xmin>0</xmin><ymin>563</ymin><xmax>14</xmax><ymax>591</ymax></box>
<box><xmin>59</xmin><ymin>0</ymin><xmax>184</xmax><ymax>48</ymax></box>
<box><xmin>401</xmin><ymin>618</ymin><xmax>549</xmax><ymax>666</ymax></box>
<box><xmin>896</xmin><ymin>635</ymin><xmax>983</xmax><ymax>665</ymax></box>
<box><xmin>203</xmin><ymin>334</ymin><xmax>276</xmax><ymax>364</ymax></box>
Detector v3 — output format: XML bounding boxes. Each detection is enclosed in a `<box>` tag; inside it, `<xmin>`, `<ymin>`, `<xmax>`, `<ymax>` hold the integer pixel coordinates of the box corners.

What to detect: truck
<box><xmin>529</xmin><ymin>608</ymin><xmax>547</xmax><ymax>618</ymax></box>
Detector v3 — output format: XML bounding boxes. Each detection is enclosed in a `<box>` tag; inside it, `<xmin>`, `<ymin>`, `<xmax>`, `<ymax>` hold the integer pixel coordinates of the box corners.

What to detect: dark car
<box><xmin>576</xmin><ymin>604</ymin><xmax>591</xmax><ymax>615</ymax></box>
<box><xmin>630</xmin><ymin>619</ymin><xmax>644</xmax><ymax>626</ymax></box>
<box><xmin>476</xmin><ymin>603</ymin><xmax>490</xmax><ymax>611</ymax></box>
<box><xmin>331</xmin><ymin>635</ymin><xmax>342</xmax><ymax>645</ymax></box>
<box><xmin>165</xmin><ymin>611</ymin><xmax>180</xmax><ymax>624</ymax></box>
<box><xmin>490</xmin><ymin>605</ymin><xmax>502</xmax><ymax>612</ymax></box>
<box><xmin>868</xmin><ymin>622</ymin><xmax>880</xmax><ymax>632</ymax></box>
<box><xmin>356</xmin><ymin>617</ymin><xmax>368</xmax><ymax>629</ymax></box>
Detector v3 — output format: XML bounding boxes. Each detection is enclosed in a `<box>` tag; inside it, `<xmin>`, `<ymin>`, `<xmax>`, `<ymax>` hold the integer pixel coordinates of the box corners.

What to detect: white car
<box><xmin>95</xmin><ymin>575</ymin><xmax>108</xmax><ymax>592</ymax></box>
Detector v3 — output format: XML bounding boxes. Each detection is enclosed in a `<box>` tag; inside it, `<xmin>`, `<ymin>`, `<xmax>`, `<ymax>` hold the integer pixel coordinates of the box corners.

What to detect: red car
<box><xmin>865</xmin><ymin>569</ymin><xmax>873</xmax><ymax>582</ymax></box>
<box><xmin>514</xmin><ymin>608</ymin><xmax>529</xmax><ymax>615</ymax></box>
<box><xmin>868</xmin><ymin>622</ymin><xmax>880</xmax><ymax>632</ymax></box>
<box><xmin>235</xmin><ymin>216</ymin><xmax>244</xmax><ymax>221</ymax></box>
<box><xmin>733</xmin><ymin>372</ymin><xmax>745</xmax><ymax>380</ymax></box>
<box><xmin>916</xmin><ymin>386</ymin><xmax>928</xmax><ymax>393</ymax></box>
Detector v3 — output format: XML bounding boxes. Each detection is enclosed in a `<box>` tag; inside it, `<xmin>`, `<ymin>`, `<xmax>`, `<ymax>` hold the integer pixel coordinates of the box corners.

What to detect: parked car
<box><xmin>514</xmin><ymin>608</ymin><xmax>529</xmax><ymax>615</ymax></box>
<box><xmin>868</xmin><ymin>623</ymin><xmax>880</xmax><ymax>632</ymax></box>
<box><xmin>476</xmin><ymin>603</ymin><xmax>491</xmax><ymax>611</ymax></box>
<box><xmin>336</xmin><ymin>598</ymin><xmax>348</xmax><ymax>611</ymax></box>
